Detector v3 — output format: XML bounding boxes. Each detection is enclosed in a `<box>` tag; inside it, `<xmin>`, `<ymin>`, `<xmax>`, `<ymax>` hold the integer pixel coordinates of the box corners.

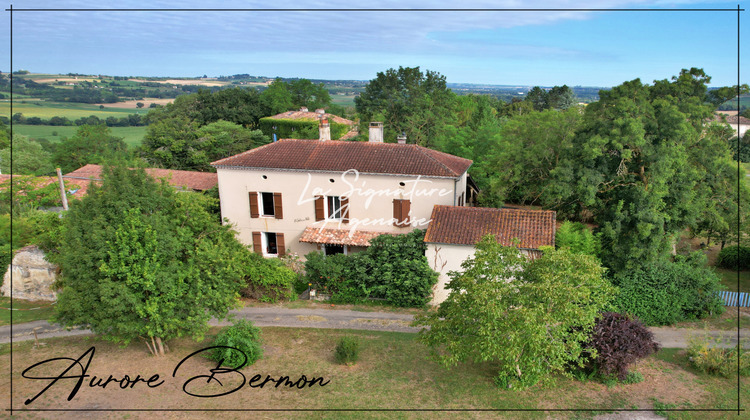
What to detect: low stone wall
<box><xmin>1</xmin><ymin>245</ymin><xmax>59</xmax><ymax>301</ymax></box>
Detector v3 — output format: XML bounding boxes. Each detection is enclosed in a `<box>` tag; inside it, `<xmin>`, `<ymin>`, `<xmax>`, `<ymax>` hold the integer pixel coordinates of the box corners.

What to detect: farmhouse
<box><xmin>424</xmin><ymin>205</ymin><xmax>556</xmax><ymax>304</ymax></box>
<box><xmin>211</xmin><ymin>122</ymin><xmax>475</xmax><ymax>257</ymax></box>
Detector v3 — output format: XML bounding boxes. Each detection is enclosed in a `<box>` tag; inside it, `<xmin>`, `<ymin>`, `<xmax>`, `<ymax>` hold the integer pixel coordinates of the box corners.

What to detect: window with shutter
<box><xmin>314</xmin><ymin>195</ymin><xmax>325</xmax><ymax>221</ymax></box>
<box><xmin>273</xmin><ymin>192</ymin><xmax>283</xmax><ymax>219</ymax></box>
<box><xmin>276</xmin><ymin>233</ymin><xmax>286</xmax><ymax>256</ymax></box>
<box><xmin>393</xmin><ymin>199</ymin><xmax>411</xmax><ymax>227</ymax></box>
<box><xmin>252</xmin><ymin>231</ymin><xmax>262</xmax><ymax>254</ymax></box>
<box><xmin>340</xmin><ymin>196</ymin><xmax>349</xmax><ymax>223</ymax></box>
<box><xmin>249</xmin><ymin>192</ymin><xmax>260</xmax><ymax>218</ymax></box>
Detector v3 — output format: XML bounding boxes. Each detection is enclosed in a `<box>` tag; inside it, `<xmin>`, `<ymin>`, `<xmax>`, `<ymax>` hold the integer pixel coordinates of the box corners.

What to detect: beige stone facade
<box><xmin>216</xmin><ymin>167</ymin><xmax>468</xmax><ymax>257</ymax></box>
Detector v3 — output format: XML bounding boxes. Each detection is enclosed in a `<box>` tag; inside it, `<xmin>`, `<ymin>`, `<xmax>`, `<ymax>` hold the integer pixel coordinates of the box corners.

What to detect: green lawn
<box><xmin>14</xmin><ymin>124</ymin><xmax>148</xmax><ymax>147</ymax></box>
<box><xmin>0</xmin><ymin>296</ymin><xmax>55</xmax><ymax>326</ymax></box>
<box><xmin>0</xmin><ymin>327</ymin><xmax>745</xmax><ymax>417</ymax></box>
<box><xmin>716</xmin><ymin>268</ymin><xmax>750</xmax><ymax>293</ymax></box>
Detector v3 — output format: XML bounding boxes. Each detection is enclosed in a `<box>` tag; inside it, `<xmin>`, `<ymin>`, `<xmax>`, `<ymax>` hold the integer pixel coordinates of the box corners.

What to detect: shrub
<box><xmin>717</xmin><ymin>245</ymin><xmax>750</xmax><ymax>270</ymax></box>
<box><xmin>207</xmin><ymin>320</ymin><xmax>263</xmax><ymax>369</ymax></box>
<box><xmin>555</xmin><ymin>221</ymin><xmax>600</xmax><ymax>256</ymax></box>
<box><xmin>335</xmin><ymin>336</ymin><xmax>360</xmax><ymax>365</ymax></box>
<box><xmin>303</xmin><ymin>229</ymin><xmax>437</xmax><ymax>307</ymax></box>
<box><xmin>613</xmin><ymin>256</ymin><xmax>725</xmax><ymax>326</ymax></box>
<box><xmin>304</xmin><ymin>251</ymin><xmax>370</xmax><ymax>303</ymax></box>
<box><xmin>687</xmin><ymin>335</ymin><xmax>750</xmax><ymax>377</ymax></box>
<box><xmin>366</xmin><ymin>229</ymin><xmax>438</xmax><ymax>307</ymax></box>
<box><xmin>240</xmin><ymin>251</ymin><xmax>297</xmax><ymax>302</ymax></box>
<box><xmin>584</xmin><ymin>312</ymin><xmax>660</xmax><ymax>381</ymax></box>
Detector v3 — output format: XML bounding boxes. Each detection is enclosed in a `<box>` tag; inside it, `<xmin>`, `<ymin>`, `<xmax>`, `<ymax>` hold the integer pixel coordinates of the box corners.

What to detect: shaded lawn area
<box><xmin>1</xmin><ymin>327</ymin><xmax>746</xmax><ymax>419</ymax></box>
<box><xmin>0</xmin><ymin>297</ymin><xmax>55</xmax><ymax>326</ymax></box>
<box><xmin>715</xmin><ymin>268</ymin><xmax>750</xmax><ymax>293</ymax></box>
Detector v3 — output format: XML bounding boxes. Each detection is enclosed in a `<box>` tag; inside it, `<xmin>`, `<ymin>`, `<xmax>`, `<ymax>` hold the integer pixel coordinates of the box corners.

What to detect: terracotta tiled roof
<box><xmin>266</xmin><ymin>109</ymin><xmax>354</xmax><ymax>126</ymax></box>
<box><xmin>0</xmin><ymin>174</ymin><xmax>90</xmax><ymax>202</ymax></box>
<box><xmin>424</xmin><ymin>205</ymin><xmax>556</xmax><ymax>249</ymax></box>
<box><xmin>712</xmin><ymin>113</ymin><xmax>750</xmax><ymax>125</ymax></box>
<box><xmin>211</xmin><ymin>139</ymin><xmax>472</xmax><ymax>178</ymax></box>
<box><xmin>299</xmin><ymin>227</ymin><xmax>397</xmax><ymax>246</ymax></box>
<box><xmin>65</xmin><ymin>164</ymin><xmax>218</xmax><ymax>191</ymax></box>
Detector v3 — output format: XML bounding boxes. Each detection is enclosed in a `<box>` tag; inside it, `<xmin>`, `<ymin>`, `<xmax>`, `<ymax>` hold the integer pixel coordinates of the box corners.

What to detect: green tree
<box><xmin>554</xmin><ymin>69</ymin><xmax>731</xmax><ymax>272</ymax></box>
<box><xmin>145</xmin><ymin>87</ymin><xmax>268</xmax><ymax>129</ymax></box>
<box><xmin>260</xmin><ymin>78</ymin><xmax>295</xmax><ymax>114</ymax></box>
<box><xmin>141</xmin><ymin>119</ymin><xmax>269</xmax><ymax>171</ymax></box>
<box><xmin>288</xmin><ymin>79</ymin><xmax>332</xmax><ymax>110</ymax></box>
<box><xmin>51</xmin><ymin>124</ymin><xmax>128</xmax><ymax>173</ymax></box>
<box><xmin>546</xmin><ymin>85</ymin><xmax>577</xmax><ymax>110</ymax></box>
<box><xmin>0</xmin><ymin>135</ymin><xmax>54</xmax><ymax>175</ymax></box>
<box><xmin>487</xmin><ymin>107</ymin><xmax>581</xmax><ymax>206</ymax></box>
<box><xmin>524</xmin><ymin>86</ymin><xmax>548</xmax><ymax>111</ymax></box>
<box><xmin>355</xmin><ymin>66</ymin><xmax>457</xmax><ymax>146</ymax></box>
<box><xmin>415</xmin><ymin>238</ymin><xmax>615</xmax><ymax>389</ymax></box>
<box><xmin>706</xmin><ymin>84</ymin><xmax>749</xmax><ymax>107</ymax></box>
<box><xmin>52</xmin><ymin>165</ymin><xmax>245</xmax><ymax>356</ymax></box>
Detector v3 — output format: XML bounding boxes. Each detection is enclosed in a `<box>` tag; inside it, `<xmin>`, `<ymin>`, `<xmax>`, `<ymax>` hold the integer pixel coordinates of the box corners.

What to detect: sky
<box><xmin>0</xmin><ymin>0</ymin><xmax>747</xmax><ymax>88</ymax></box>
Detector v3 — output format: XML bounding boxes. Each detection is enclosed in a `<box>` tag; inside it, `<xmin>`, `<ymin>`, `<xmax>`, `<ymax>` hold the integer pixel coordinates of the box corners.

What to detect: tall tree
<box><xmin>260</xmin><ymin>78</ymin><xmax>295</xmax><ymax>115</ymax></box>
<box><xmin>355</xmin><ymin>66</ymin><xmax>457</xmax><ymax>145</ymax></box>
<box><xmin>52</xmin><ymin>165</ymin><xmax>245</xmax><ymax>356</ymax></box>
<box><xmin>487</xmin><ymin>107</ymin><xmax>581</xmax><ymax>206</ymax></box>
<box><xmin>555</xmin><ymin>69</ymin><xmax>737</xmax><ymax>272</ymax></box>
<box><xmin>0</xmin><ymin>135</ymin><xmax>54</xmax><ymax>175</ymax></box>
<box><xmin>141</xmin><ymin>119</ymin><xmax>269</xmax><ymax>171</ymax></box>
<box><xmin>51</xmin><ymin>124</ymin><xmax>128</xmax><ymax>173</ymax></box>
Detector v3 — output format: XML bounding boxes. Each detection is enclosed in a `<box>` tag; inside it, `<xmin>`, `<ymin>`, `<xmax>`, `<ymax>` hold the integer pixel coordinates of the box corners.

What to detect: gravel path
<box><xmin>1</xmin><ymin>306</ymin><xmax>747</xmax><ymax>348</ymax></box>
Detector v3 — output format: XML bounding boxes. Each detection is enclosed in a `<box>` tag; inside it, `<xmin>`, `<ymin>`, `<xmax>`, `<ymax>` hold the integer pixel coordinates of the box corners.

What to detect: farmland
<box><xmin>0</xmin><ymin>100</ymin><xmax>150</xmax><ymax>120</ymax></box>
<box><xmin>13</xmin><ymin>124</ymin><xmax>148</xmax><ymax>147</ymax></box>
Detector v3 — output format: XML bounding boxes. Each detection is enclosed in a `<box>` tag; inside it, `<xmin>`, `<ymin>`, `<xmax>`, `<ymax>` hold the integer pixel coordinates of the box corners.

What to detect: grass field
<box><xmin>0</xmin><ymin>327</ymin><xmax>745</xmax><ymax>418</ymax></box>
<box><xmin>0</xmin><ymin>100</ymin><xmax>150</xmax><ymax>120</ymax></box>
<box><xmin>0</xmin><ymin>297</ymin><xmax>55</xmax><ymax>326</ymax></box>
<box><xmin>13</xmin><ymin>124</ymin><xmax>148</xmax><ymax>147</ymax></box>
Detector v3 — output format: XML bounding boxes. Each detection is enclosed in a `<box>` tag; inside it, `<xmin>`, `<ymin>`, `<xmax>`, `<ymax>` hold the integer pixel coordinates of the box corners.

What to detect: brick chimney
<box><xmin>369</xmin><ymin>122</ymin><xmax>383</xmax><ymax>143</ymax></box>
<box><xmin>397</xmin><ymin>133</ymin><xmax>407</xmax><ymax>144</ymax></box>
<box><xmin>319</xmin><ymin>118</ymin><xmax>331</xmax><ymax>141</ymax></box>
<box><xmin>315</xmin><ymin>108</ymin><xmax>325</xmax><ymax>115</ymax></box>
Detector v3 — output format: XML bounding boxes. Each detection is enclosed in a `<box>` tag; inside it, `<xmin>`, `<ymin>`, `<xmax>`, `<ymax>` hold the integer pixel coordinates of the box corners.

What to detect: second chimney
<box><xmin>319</xmin><ymin>118</ymin><xmax>331</xmax><ymax>141</ymax></box>
<box><xmin>369</xmin><ymin>122</ymin><xmax>384</xmax><ymax>143</ymax></box>
<box><xmin>397</xmin><ymin>133</ymin><xmax>407</xmax><ymax>144</ymax></box>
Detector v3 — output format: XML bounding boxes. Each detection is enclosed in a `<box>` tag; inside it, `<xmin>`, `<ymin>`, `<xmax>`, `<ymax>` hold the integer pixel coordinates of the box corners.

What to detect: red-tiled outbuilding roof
<box><xmin>211</xmin><ymin>139</ymin><xmax>472</xmax><ymax>178</ymax></box>
<box><xmin>299</xmin><ymin>227</ymin><xmax>396</xmax><ymax>247</ymax></box>
<box><xmin>265</xmin><ymin>109</ymin><xmax>354</xmax><ymax>126</ymax></box>
<box><xmin>65</xmin><ymin>164</ymin><xmax>218</xmax><ymax>191</ymax></box>
<box><xmin>424</xmin><ymin>205</ymin><xmax>556</xmax><ymax>249</ymax></box>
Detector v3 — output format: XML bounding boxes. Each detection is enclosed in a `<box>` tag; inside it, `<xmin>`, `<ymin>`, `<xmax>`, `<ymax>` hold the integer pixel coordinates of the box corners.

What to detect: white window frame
<box><xmin>263</xmin><ymin>232</ymin><xmax>279</xmax><ymax>257</ymax></box>
<box><xmin>326</xmin><ymin>195</ymin><xmax>342</xmax><ymax>220</ymax></box>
